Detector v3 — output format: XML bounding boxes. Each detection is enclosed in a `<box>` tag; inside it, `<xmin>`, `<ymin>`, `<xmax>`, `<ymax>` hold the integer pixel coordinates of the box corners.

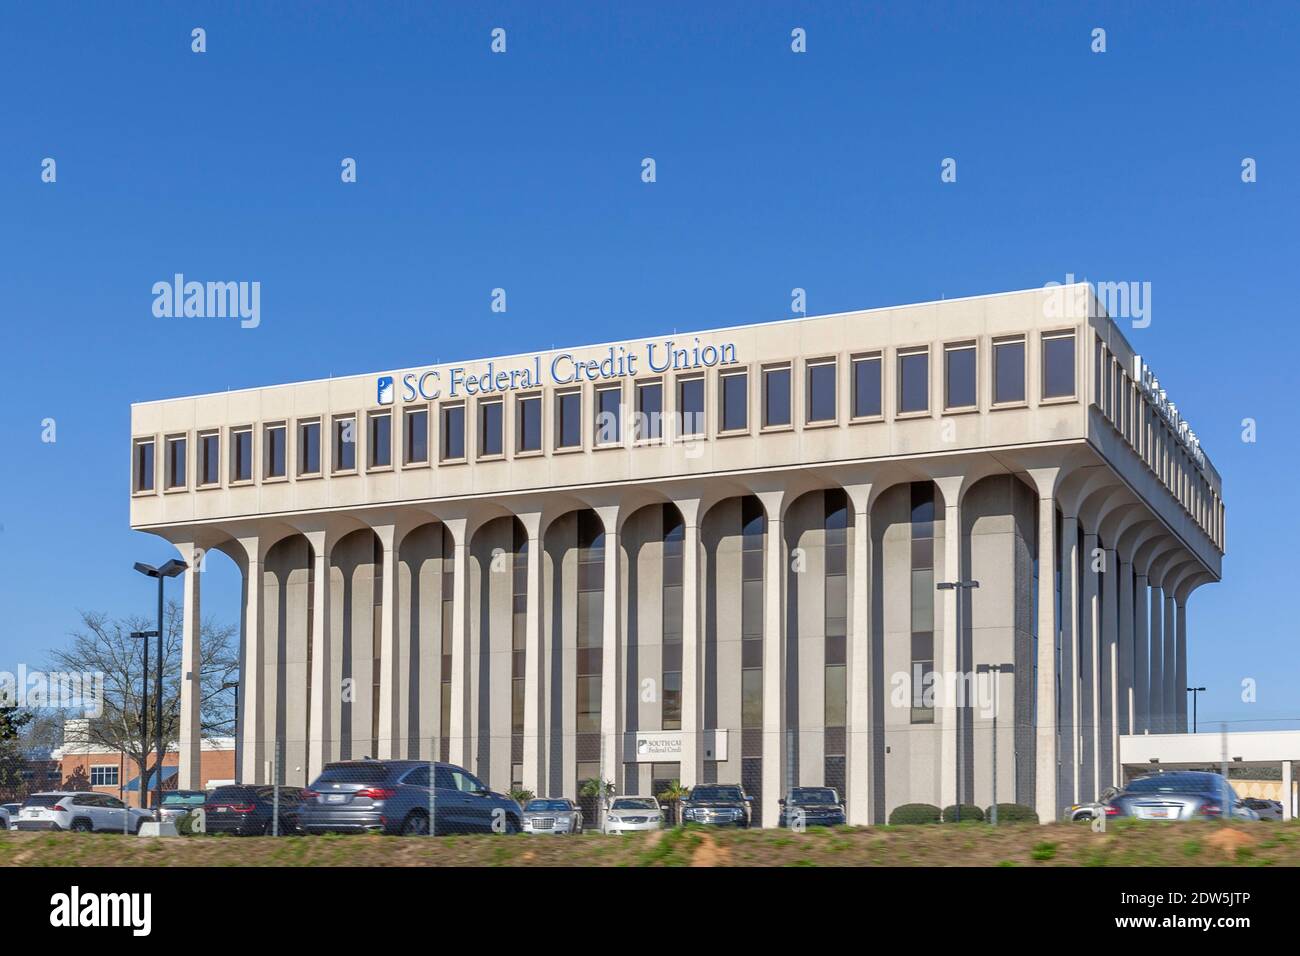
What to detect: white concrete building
<box><xmin>129</xmin><ymin>284</ymin><xmax>1224</xmax><ymax>825</ymax></box>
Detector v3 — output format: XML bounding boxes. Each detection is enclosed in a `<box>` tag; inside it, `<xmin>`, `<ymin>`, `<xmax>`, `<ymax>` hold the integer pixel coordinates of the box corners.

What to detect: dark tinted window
<box><xmin>678</xmin><ymin>377</ymin><xmax>704</xmax><ymax>436</ymax></box>
<box><xmin>763</xmin><ymin>367</ymin><xmax>791</xmax><ymax>427</ymax></box>
<box><xmin>232</xmin><ymin>429</ymin><xmax>253</xmax><ymax>481</ymax></box>
<box><xmin>525</xmin><ymin>799</ymin><xmax>572</xmax><ymax>811</ymax></box>
<box><xmin>334</xmin><ymin>417</ymin><xmax>356</xmax><ymax>470</ymax></box>
<box><xmin>945</xmin><ymin>345</ymin><xmax>976</xmax><ymax>408</ymax></box>
<box><xmin>791</xmin><ymin>788</ymin><xmax>837</xmax><ymax>803</ymax></box>
<box><xmin>993</xmin><ymin>339</ymin><xmax>1026</xmax><ymax>404</ymax></box>
<box><xmin>134</xmin><ymin>440</ymin><xmax>155</xmax><ymax>491</ymax></box>
<box><xmin>369</xmin><ymin>413</ymin><xmax>392</xmax><ymax>467</ymax></box>
<box><xmin>517</xmin><ymin>396</ymin><xmax>542</xmax><ymax>451</ymax></box>
<box><xmin>315</xmin><ymin>764</ymin><xmax>391</xmax><ymax>785</ymax></box>
<box><xmin>405</xmin><ymin>408</ymin><xmax>429</xmax><ymax>463</ymax></box>
<box><xmin>636</xmin><ymin>383</ymin><xmax>662</xmax><ymax>440</ymax></box>
<box><xmin>899</xmin><ymin>351</ymin><xmax>929</xmax><ymax>413</ymax></box>
<box><xmin>479</xmin><ymin>401</ymin><xmax>503</xmax><ymax>456</ymax></box>
<box><xmin>1042</xmin><ymin>333</ymin><xmax>1075</xmax><ymax>398</ymax></box>
<box><xmin>208</xmin><ymin>786</ymin><xmax>257</xmax><ymax>802</ymax></box>
<box><xmin>852</xmin><ymin>357</ymin><xmax>882</xmax><ymax>418</ymax></box>
<box><xmin>556</xmin><ymin>391</ymin><xmax>582</xmax><ymax>448</ymax></box>
<box><xmin>1126</xmin><ymin>774</ymin><xmax>1219</xmax><ymax>794</ymax></box>
<box><xmin>596</xmin><ymin>387</ymin><xmax>621</xmax><ymax>443</ymax></box>
<box><xmin>441</xmin><ymin>405</ymin><xmax>465</xmax><ymax>459</ymax></box>
<box><xmin>721</xmin><ymin>373</ymin><xmax>747</xmax><ymax>431</ymax></box>
<box><xmin>807</xmin><ymin>362</ymin><xmax>836</xmax><ymax>422</ymax></box>
<box><xmin>297</xmin><ymin>421</ymin><xmax>319</xmax><ymax>474</ymax></box>
<box><xmin>24</xmin><ymin>794</ymin><xmax>65</xmax><ymax>807</ymax></box>
<box><xmin>690</xmin><ymin>786</ymin><xmax>744</xmax><ymax>801</ymax></box>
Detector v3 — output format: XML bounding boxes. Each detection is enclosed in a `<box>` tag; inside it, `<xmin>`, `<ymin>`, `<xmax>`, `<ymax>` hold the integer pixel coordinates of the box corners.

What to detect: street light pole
<box><xmin>936</xmin><ymin>579</ymin><xmax>980</xmax><ymax>820</ymax></box>
<box><xmin>129</xmin><ymin>629</ymin><xmax>157</xmax><ymax>811</ymax></box>
<box><xmin>134</xmin><ymin>559</ymin><xmax>188</xmax><ymax>819</ymax></box>
<box><xmin>977</xmin><ymin>662</ymin><xmax>1015</xmax><ymax>825</ymax></box>
<box><xmin>1187</xmin><ymin>686</ymin><xmax>1206</xmax><ymax>734</ymax></box>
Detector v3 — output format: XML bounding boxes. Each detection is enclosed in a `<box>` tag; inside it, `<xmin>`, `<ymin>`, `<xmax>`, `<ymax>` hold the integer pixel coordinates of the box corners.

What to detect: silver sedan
<box><xmin>603</xmin><ymin>796</ymin><xmax>665</xmax><ymax>835</ymax></box>
<box><xmin>1107</xmin><ymin>771</ymin><xmax>1259</xmax><ymax>821</ymax></box>
<box><xmin>520</xmin><ymin>798</ymin><xmax>583</xmax><ymax>835</ymax></box>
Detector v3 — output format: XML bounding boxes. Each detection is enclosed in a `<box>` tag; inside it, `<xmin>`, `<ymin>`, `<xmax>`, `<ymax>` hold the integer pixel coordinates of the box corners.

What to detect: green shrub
<box><xmin>941</xmin><ymin>804</ymin><xmax>985</xmax><ymax>823</ymax></box>
<box><xmin>888</xmin><ymin>803</ymin><xmax>942</xmax><ymax>825</ymax></box>
<box><xmin>176</xmin><ymin>812</ymin><xmax>199</xmax><ymax>836</ymax></box>
<box><xmin>986</xmin><ymin>803</ymin><xmax>1038</xmax><ymax>824</ymax></box>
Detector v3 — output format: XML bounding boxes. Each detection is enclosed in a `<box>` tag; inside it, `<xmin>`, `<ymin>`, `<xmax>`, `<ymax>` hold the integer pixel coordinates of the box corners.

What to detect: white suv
<box><xmin>16</xmin><ymin>792</ymin><xmax>153</xmax><ymax>834</ymax></box>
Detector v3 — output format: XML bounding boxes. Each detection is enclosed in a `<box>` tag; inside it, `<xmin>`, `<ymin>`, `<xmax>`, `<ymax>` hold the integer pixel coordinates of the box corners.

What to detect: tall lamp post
<box><xmin>936</xmin><ymin>579</ymin><xmax>980</xmax><ymax>820</ymax></box>
<box><xmin>1186</xmin><ymin>686</ymin><xmax>1207</xmax><ymax>734</ymax></box>
<box><xmin>976</xmin><ymin>662</ymin><xmax>1014</xmax><ymax>825</ymax></box>
<box><xmin>134</xmin><ymin>559</ymin><xmax>188</xmax><ymax>818</ymax></box>
<box><xmin>128</xmin><ymin>629</ymin><xmax>158</xmax><ymax>812</ymax></box>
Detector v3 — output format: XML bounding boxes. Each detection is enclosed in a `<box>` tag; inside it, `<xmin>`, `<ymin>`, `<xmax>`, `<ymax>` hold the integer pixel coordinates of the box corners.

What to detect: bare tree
<box><xmin>46</xmin><ymin>600</ymin><xmax>237</xmax><ymax>804</ymax></box>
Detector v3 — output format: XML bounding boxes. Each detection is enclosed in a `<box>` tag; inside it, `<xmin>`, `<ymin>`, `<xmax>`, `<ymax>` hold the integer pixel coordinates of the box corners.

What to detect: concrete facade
<box><xmin>129</xmin><ymin>285</ymin><xmax>1224</xmax><ymax>825</ymax></box>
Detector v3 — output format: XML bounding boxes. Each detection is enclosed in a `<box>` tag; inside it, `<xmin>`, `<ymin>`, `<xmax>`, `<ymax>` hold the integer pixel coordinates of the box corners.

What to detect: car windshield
<box><xmin>1126</xmin><ymin>774</ymin><xmax>1219</xmax><ymax>794</ymax></box>
<box><xmin>791</xmin><ymin>788</ymin><xmax>837</xmax><ymax>803</ymax></box>
<box><xmin>525</xmin><ymin>800</ymin><xmax>571</xmax><ymax>811</ymax></box>
<box><xmin>208</xmin><ymin>787</ymin><xmax>257</xmax><ymax>803</ymax></box>
<box><xmin>315</xmin><ymin>763</ymin><xmax>391</xmax><ymax>785</ymax></box>
<box><xmin>23</xmin><ymin>795</ymin><xmax>65</xmax><ymax>807</ymax></box>
<box><xmin>162</xmin><ymin>793</ymin><xmax>206</xmax><ymax>807</ymax></box>
<box><xmin>611</xmin><ymin>798</ymin><xmax>657</xmax><ymax>810</ymax></box>
<box><xmin>690</xmin><ymin>786</ymin><xmax>742</xmax><ymax>801</ymax></box>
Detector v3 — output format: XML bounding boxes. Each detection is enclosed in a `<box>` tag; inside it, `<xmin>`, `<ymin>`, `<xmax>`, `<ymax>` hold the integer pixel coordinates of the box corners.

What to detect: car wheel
<box><xmin>71</xmin><ymin>818</ymin><xmax>93</xmax><ymax>833</ymax></box>
<box><xmin>401</xmin><ymin>811</ymin><xmax>429</xmax><ymax>836</ymax></box>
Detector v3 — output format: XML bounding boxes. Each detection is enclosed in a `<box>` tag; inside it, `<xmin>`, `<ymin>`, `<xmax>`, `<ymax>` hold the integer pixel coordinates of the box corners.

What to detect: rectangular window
<box><xmin>825</xmin><ymin>664</ymin><xmax>847</xmax><ymax>728</ymax></box>
<box><xmin>595</xmin><ymin>386</ymin><xmax>621</xmax><ymax>445</ymax></box>
<box><xmin>264</xmin><ymin>424</ymin><xmax>286</xmax><ymax>478</ymax></box>
<box><xmin>898</xmin><ymin>348</ymin><xmax>930</xmax><ymax>414</ymax></box>
<box><xmin>677</xmin><ymin>376</ymin><xmax>704</xmax><ymax>437</ymax></box>
<box><xmin>197</xmin><ymin>431</ymin><xmax>220</xmax><ymax>486</ymax></box>
<box><xmin>556</xmin><ymin>390</ymin><xmax>582</xmax><ymax>450</ymax></box>
<box><xmin>992</xmin><ymin>337</ymin><xmax>1026</xmax><ymax>405</ymax></box>
<box><xmin>368</xmin><ymin>411</ymin><xmax>392</xmax><ymax>468</ymax></box>
<box><xmin>851</xmin><ymin>355</ymin><xmax>882</xmax><ymax>418</ymax></box>
<box><xmin>741</xmin><ymin>669</ymin><xmax>763</xmax><ymax>728</ymax></box>
<box><xmin>231</xmin><ymin>427</ymin><xmax>253</xmax><ymax>482</ymax></box>
<box><xmin>762</xmin><ymin>365</ymin><xmax>791</xmax><ymax>428</ymax></box>
<box><xmin>944</xmin><ymin>343</ymin><xmax>977</xmax><ymax>409</ymax></box>
<box><xmin>720</xmin><ymin>370</ymin><xmax>748</xmax><ymax>432</ymax></box>
<box><xmin>635</xmin><ymin>381</ymin><xmax>662</xmax><ymax>441</ymax></box>
<box><xmin>479</xmin><ymin>399</ymin><xmax>504</xmax><ymax>457</ymax></box>
<box><xmin>297</xmin><ymin>420</ymin><xmax>321</xmax><ymax>475</ymax></box>
<box><xmin>404</xmin><ymin>407</ymin><xmax>428</xmax><ymax>464</ymax></box>
<box><xmin>805</xmin><ymin>360</ymin><xmax>836</xmax><ymax>424</ymax></box>
<box><xmin>441</xmin><ymin>403</ymin><xmax>466</xmax><ymax>460</ymax></box>
<box><xmin>133</xmin><ymin>439</ymin><xmax>155</xmax><ymax>492</ymax></box>
<box><xmin>516</xmin><ymin>394</ymin><xmax>542</xmax><ymax>452</ymax></box>
<box><xmin>333</xmin><ymin>416</ymin><xmax>356</xmax><ymax>472</ymax></box>
<box><xmin>89</xmin><ymin>765</ymin><xmax>119</xmax><ymax>787</ymax></box>
<box><xmin>165</xmin><ymin>435</ymin><xmax>187</xmax><ymax>489</ymax></box>
<box><xmin>1042</xmin><ymin>331</ymin><xmax>1076</xmax><ymax>399</ymax></box>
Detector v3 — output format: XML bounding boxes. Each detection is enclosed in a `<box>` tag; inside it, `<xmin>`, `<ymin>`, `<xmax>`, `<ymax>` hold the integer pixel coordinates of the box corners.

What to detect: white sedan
<box><xmin>603</xmin><ymin>796</ymin><xmax>665</xmax><ymax>835</ymax></box>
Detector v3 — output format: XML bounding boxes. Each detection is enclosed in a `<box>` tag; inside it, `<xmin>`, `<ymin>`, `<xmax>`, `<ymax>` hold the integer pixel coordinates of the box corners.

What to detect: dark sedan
<box><xmin>1105</xmin><ymin>771</ymin><xmax>1258</xmax><ymax>822</ymax></box>
<box><xmin>297</xmin><ymin>759</ymin><xmax>522</xmax><ymax>836</ymax></box>
<box><xmin>201</xmin><ymin>785</ymin><xmax>306</xmax><ymax>836</ymax></box>
<box><xmin>680</xmin><ymin>784</ymin><xmax>752</xmax><ymax>827</ymax></box>
<box><xmin>778</xmin><ymin>787</ymin><xmax>846</xmax><ymax>828</ymax></box>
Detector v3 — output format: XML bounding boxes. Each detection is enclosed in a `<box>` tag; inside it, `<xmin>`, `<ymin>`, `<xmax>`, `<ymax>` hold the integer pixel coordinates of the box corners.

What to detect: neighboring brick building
<box><xmin>51</xmin><ymin>736</ymin><xmax>236</xmax><ymax>808</ymax></box>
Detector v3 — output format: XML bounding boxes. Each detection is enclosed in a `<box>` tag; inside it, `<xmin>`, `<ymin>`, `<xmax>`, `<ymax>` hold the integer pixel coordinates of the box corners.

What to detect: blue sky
<box><xmin>0</xmin><ymin>2</ymin><xmax>1296</xmax><ymax>730</ymax></box>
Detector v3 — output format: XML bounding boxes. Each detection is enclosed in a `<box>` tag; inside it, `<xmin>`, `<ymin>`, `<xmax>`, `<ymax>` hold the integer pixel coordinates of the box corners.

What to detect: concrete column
<box><xmin>938</xmin><ymin>491</ymin><xmax>960</xmax><ymax>811</ymax></box>
<box><xmin>1133</xmin><ymin>573</ymin><xmax>1149</xmax><ymax>733</ymax></box>
<box><xmin>1148</xmin><ymin>585</ymin><xmax>1164</xmax><ymax>734</ymax></box>
<box><xmin>1100</xmin><ymin>549</ymin><xmax>1118</xmax><ymax>791</ymax></box>
<box><xmin>599</xmin><ymin>514</ymin><xmax>621</xmax><ymax>791</ymax></box>
<box><xmin>1284</xmin><ymin>760</ymin><xmax>1294</xmax><ymax>822</ymax></box>
<box><xmin>376</xmin><ymin>534</ymin><xmax>400</xmax><ymax>758</ymax></box>
<box><xmin>679</xmin><ymin>509</ymin><xmax>702</xmax><ymax>788</ymax></box>
<box><xmin>1059</xmin><ymin>516</ymin><xmax>1079</xmax><ymax>805</ymax></box>
<box><xmin>1033</xmin><ymin>494</ymin><xmax>1059</xmax><ymax>824</ymax></box>
<box><xmin>1079</xmin><ymin>531</ymin><xmax>1099</xmax><ymax>801</ymax></box>
<box><xmin>307</xmin><ymin>533</ymin><xmax>332</xmax><ymax>781</ymax></box>
<box><xmin>847</xmin><ymin>502</ymin><xmax>872</xmax><ymax>825</ymax></box>
<box><xmin>1175</xmin><ymin>603</ymin><xmax>1189</xmax><ymax>734</ymax></box>
<box><xmin>240</xmin><ymin>542</ymin><xmax>263</xmax><ymax>783</ymax></box>
<box><xmin>447</xmin><ymin>520</ymin><xmax>469</xmax><ymax>765</ymax></box>
<box><xmin>1163</xmin><ymin>594</ymin><xmax>1177</xmax><ymax>731</ymax></box>
<box><xmin>521</xmin><ymin>516</ymin><xmax>543</xmax><ymax>796</ymax></box>
<box><xmin>1118</xmin><ymin>559</ymin><xmax>1134</xmax><ymax>738</ymax></box>
<box><xmin>178</xmin><ymin>542</ymin><xmax>202</xmax><ymax>791</ymax></box>
<box><xmin>760</xmin><ymin>495</ymin><xmax>785</xmax><ymax>828</ymax></box>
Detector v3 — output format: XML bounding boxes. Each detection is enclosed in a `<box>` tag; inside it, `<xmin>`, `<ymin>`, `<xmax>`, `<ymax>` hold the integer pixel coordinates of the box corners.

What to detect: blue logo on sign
<box><xmin>377</xmin><ymin>376</ymin><xmax>394</xmax><ymax>405</ymax></box>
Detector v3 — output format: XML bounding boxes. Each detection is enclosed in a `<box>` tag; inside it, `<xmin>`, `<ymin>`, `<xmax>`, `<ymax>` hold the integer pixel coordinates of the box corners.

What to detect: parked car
<box><xmin>778</xmin><ymin>786</ymin><xmax>847</xmax><ymax>828</ymax></box>
<box><xmin>680</xmin><ymin>784</ymin><xmax>752</xmax><ymax>827</ymax></box>
<box><xmin>159</xmin><ymin>790</ymin><xmax>208</xmax><ymax>826</ymax></box>
<box><xmin>297</xmin><ymin>759</ymin><xmax>521</xmax><ymax>836</ymax></box>
<box><xmin>1105</xmin><ymin>771</ymin><xmax>1260</xmax><ymax>822</ymax></box>
<box><xmin>15</xmin><ymin>792</ymin><xmax>152</xmax><ymax>833</ymax></box>
<box><xmin>2</xmin><ymin>803</ymin><xmax>20</xmax><ymax>829</ymax></box>
<box><xmin>520</xmin><ymin>797</ymin><xmax>583</xmax><ymax>835</ymax></box>
<box><xmin>200</xmin><ymin>785</ymin><xmax>306</xmax><ymax>836</ymax></box>
<box><xmin>1069</xmin><ymin>786</ymin><xmax>1121</xmax><ymax>822</ymax></box>
<box><xmin>602</xmin><ymin>796</ymin><xmax>665</xmax><ymax>834</ymax></box>
<box><xmin>1241</xmin><ymin>798</ymin><xmax>1284</xmax><ymax>821</ymax></box>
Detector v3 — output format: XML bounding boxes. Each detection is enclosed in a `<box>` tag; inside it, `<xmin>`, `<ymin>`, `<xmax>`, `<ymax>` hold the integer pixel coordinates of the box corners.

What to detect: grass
<box><xmin>3</xmin><ymin>820</ymin><xmax>1297</xmax><ymax>867</ymax></box>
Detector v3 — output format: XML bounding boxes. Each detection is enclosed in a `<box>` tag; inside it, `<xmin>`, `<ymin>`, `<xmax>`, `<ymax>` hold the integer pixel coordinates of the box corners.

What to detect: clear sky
<box><xmin>1</xmin><ymin>2</ymin><xmax>1296</xmax><ymax>731</ymax></box>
